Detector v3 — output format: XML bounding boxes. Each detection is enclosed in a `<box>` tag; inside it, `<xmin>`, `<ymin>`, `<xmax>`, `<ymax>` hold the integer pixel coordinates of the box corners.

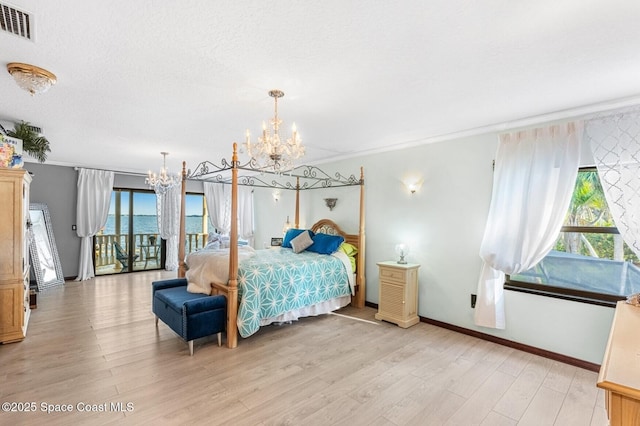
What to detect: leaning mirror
<box><xmin>29</xmin><ymin>203</ymin><xmax>64</xmax><ymax>291</ymax></box>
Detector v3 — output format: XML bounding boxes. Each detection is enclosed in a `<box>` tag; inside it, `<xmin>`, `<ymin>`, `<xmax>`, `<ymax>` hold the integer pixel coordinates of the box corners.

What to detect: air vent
<box><xmin>26</xmin><ymin>124</ymin><xmax>42</xmax><ymax>134</ymax></box>
<box><xmin>0</xmin><ymin>3</ymin><xmax>32</xmax><ymax>41</ymax></box>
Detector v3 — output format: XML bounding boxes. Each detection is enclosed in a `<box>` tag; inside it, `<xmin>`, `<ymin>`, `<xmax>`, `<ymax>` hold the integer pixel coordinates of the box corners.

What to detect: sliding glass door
<box><xmin>95</xmin><ymin>189</ymin><xmax>162</xmax><ymax>275</ymax></box>
<box><xmin>94</xmin><ymin>190</ymin><xmax>208</xmax><ymax>275</ymax></box>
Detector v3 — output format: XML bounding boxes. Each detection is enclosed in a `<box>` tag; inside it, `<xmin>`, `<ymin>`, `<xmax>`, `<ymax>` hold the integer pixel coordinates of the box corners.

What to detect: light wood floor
<box><xmin>1</xmin><ymin>271</ymin><xmax>608</xmax><ymax>426</ymax></box>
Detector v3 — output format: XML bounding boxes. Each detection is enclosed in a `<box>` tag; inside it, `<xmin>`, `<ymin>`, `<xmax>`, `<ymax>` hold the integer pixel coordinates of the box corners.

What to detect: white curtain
<box><xmin>155</xmin><ymin>183</ymin><xmax>181</xmax><ymax>270</ymax></box>
<box><xmin>203</xmin><ymin>182</ymin><xmax>230</xmax><ymax>235</ymax></box>
<box><xmin>238</xmin><ymin>186</ymin><xmax>255</xmax><ymax>246</ymax></box>
<box><xmin>587</xmin><ymin>106</ymin><xmax>640</xmax><ymax>258</ymax></box>
<box><xmin>75</xmin><ymin>168</ymin><xmax>114</xmax><ymax>281</ymax></box>
<box><xmin>474</xmin><ymin>122</ymin><xmax>582</xmax><ymax>329</ymax></box>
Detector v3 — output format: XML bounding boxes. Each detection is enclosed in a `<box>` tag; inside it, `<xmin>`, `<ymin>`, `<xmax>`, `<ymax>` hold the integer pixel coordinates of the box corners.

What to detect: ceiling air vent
<box><xmin>0</xmin><ymin>3</ymin><xmax>33</xmax><ymax>41</ymax></box>
<box><xmin>25</xmin><ymin>124</ymin><xmax>42</xmax><ymax>134</ymax></box>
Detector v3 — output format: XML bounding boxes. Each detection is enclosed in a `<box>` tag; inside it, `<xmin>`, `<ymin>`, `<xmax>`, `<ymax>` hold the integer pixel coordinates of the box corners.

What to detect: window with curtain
<box><xmin>507</xmin><ymin>167</ymin><xmax>640</xmax><ymax>306</ymax></box>
<box><xmin>184</xmin><ymin>193</ymin><xmax>208</xmax><ymax>254</ymax></box>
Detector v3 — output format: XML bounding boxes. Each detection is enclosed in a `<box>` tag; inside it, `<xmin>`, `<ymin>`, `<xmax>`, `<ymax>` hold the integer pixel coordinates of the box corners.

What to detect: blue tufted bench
<box><xmin>152</xmin><ymin>278</ymin><xmax>226</xmax><ymax>355</ymax></box>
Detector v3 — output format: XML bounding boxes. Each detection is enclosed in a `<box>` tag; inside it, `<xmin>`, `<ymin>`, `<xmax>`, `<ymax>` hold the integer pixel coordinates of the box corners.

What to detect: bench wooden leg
<box><xmin>189</xmin><ymin>340</ymin><xmax>194</xmax><ymax>356</ymax></box>
<box><xmin>217</xmin><ymin>332</ymin><xmax>221</xmax><ymax>347</ymax></box>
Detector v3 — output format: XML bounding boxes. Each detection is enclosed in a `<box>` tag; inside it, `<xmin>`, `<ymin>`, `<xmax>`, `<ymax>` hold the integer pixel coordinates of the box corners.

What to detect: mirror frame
<box><xmin>29</xmin><ymin>202</ymin><xmax>65</xmax><ymax>290</ymax></box>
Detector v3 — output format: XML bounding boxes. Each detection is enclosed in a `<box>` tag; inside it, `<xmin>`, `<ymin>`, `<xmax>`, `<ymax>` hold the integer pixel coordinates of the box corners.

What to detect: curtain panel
<box><xmin>75</xmin><ymin>168</ymin><xmax>114</xmax><ymax>281</ymax></box>
<box><xmin>474</xmin><ymin>122</ymin><xmax>582</xmax><ymax>329</ymax></box>
<box><xmin>155</xmin><ymin>183</ymin><xmax>181</xmax><ymax>270</ymax></box>
<box><xmin>238</xmin><ymin>186</ymin><xmax>255</xmax><ymax>246</ymax></box>
<box><xmin>587</xmin><ymin>106</ymin><xmax>640</xmax><ymax>259</ymax></box>
<box><xmin>203</xmin><ymin>182</ymin><xmax>230</xmax><ymax>235</ymax></box>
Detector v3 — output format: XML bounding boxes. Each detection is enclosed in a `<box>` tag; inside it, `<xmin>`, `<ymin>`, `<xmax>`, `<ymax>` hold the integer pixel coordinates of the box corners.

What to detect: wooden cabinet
<box><xmin>0</xmin><ymin>168</ymin><xmax>32</xmax><ymax>343</ymax></box>
<box><xmin>597</xmin><ymin>301</ymin><xmax>640</xmax><ymax>425</ymax></box>
<box><xmin>375</xmin><ymin>261</ymin><xmax>420</xmax><ymax>328</ymax></box>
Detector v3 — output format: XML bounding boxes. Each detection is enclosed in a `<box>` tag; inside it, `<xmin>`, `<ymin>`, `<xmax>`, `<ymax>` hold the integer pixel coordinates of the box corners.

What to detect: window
<box><xmin>184</xmin><ymin>193</ymin><xmax>208</xmax><ymax>253</ymax></box>
<box><xmin>94</xmin><ymin>190</ymin><xmax>208</xmax><ymax>275</ymax></box>
<box><xmin>95</xmin><ymin>189</ymin><xmax>162</xmax><ymax>275</ymax></box>
<box><xmin>506</xmin><ymin>168</ymin><xmax>640</xmax><ymax>306</ymax></box>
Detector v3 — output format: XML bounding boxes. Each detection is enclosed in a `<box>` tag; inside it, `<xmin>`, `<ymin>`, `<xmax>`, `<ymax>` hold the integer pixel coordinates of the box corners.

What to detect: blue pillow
<box><xmin>282</xmin><ymin>228</ymin><xmax>315</xmax><ymax>248</ymax></box>
<box><xmin>308</xmin><ymin>233</ymin><xmax>344</xmax><ymax>255</ymax></box>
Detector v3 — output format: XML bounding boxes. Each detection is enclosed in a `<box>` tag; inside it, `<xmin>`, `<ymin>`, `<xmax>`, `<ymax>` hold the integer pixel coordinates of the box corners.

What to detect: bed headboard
<box><xmin>311</xmin><ymin>218</ymin><xmax>364</xmax><ymax>302</ymax></box>
<box><xmin>311</xmin><ymin>219</ymin><xmax>360</xmax><ymax>251</ymax></box>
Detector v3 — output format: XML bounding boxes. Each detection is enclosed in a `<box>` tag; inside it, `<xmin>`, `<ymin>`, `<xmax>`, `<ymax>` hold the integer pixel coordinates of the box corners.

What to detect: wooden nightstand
<box><xmin>375</xmin><ymin>261</ymin><xmax>420</xmax><ymax>328</ymax></box>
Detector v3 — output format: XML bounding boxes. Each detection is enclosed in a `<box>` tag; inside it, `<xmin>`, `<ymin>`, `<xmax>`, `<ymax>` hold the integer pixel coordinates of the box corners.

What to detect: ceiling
<box><xmin>1</xmin><ymin>0</ymin><xmax>640</xmax><ymax>175</ymax></box>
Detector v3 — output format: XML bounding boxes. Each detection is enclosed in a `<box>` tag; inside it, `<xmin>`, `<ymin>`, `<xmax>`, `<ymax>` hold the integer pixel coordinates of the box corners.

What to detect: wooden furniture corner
<box><xmin>597</xmin><ymin>300</ymin><xmax>640</xmax><ymax>425</ymax></box>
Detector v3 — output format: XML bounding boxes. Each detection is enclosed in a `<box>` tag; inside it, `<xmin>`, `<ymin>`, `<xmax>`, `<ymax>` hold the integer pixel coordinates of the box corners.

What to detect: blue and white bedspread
<box><xmin>237</xmin><ymin>248</ymin><xmax>352</xmax><ymax>338</ymax></box>
<box><xmin>185</xmin><ymin>246</ymin><xmax>353</xmax><ymax>338</ymax></box>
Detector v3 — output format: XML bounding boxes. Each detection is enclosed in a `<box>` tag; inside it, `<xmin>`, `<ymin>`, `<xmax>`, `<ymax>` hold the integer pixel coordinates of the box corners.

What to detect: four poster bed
<box><xmin>176</xmin><ymin>143</ymin><xmax>366</xmax><ymax>348</ymax></box>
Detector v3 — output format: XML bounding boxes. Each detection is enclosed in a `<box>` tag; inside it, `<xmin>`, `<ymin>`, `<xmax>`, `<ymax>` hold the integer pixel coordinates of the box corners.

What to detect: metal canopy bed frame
<box><xmin>177</xmin><ymin>143</ymin><xmax>366</xmax><ymax>348</ymax></box>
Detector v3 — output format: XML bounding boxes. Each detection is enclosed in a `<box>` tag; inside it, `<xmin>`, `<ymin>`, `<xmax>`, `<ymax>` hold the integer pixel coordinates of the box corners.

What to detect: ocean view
<box><xmin>102</xmin><ymin>215</ymin><xmax>206</xmax><ymax>235</ymax></box>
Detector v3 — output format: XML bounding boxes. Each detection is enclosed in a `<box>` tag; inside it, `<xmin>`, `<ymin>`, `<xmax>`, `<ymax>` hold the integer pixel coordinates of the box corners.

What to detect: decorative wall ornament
<box><xmin>324</xmin><ymin>198</ymin><xmax>337</xmax><ymax>211</ymax></box>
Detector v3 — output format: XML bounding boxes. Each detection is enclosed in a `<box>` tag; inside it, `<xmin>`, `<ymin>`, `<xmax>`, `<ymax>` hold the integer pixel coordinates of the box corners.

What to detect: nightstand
<box><xmin>375</xmin><ymin>261</ymin><xmax>420</xmax><ymax>328</ymax></box>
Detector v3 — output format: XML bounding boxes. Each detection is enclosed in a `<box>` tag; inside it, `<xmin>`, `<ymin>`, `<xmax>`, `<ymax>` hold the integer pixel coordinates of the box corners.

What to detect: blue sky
<box><xmin>109</xmin><ymin>192</ymin><xmax>204</xmax><ymax>216</ymax></box>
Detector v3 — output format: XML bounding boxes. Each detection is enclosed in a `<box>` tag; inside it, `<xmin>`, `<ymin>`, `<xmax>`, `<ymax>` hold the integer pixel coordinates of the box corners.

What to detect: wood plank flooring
<box><xmin>0</xmin><ymin>271</ymin><xmax>608</xmax><ymax>425</ymax></box>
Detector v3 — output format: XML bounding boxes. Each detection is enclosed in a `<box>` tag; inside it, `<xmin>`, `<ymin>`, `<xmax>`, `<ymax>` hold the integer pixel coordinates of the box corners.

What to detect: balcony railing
<box><xmin>95</xmin><ymin>232</ymin><xmax>207</xmax><ymax>271</ymax></box>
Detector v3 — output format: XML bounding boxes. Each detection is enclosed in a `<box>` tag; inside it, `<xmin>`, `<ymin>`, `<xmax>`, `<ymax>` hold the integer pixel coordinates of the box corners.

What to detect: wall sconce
<box><xmin>272</xmin><ymin>190</ymin><xmax>281</xmax><ymax>203</ymax></box>
<box><xmin>404</xmin><ymin>178</ymin><xmax>423</xmax><ymax>194</ymax></box>
<box><xmin>324</xmin><ymin>198</ymin><xmax>337</xmax><ymax>211</ymax></box>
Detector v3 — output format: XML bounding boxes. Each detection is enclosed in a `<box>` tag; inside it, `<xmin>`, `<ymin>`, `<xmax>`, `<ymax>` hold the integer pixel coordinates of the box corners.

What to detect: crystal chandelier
<box><xmin>7</xmin><ymin>63</ymin><xmax>57</xmax><ymax>96</ymax></box>
<box><xmin>146</xmin><ymin>152</ymin><xmax>179</xmax><ymax>193</ymax></box>
<box><xmin>244</xmin><ymin>90</ymin><xmax>304</xmax><ymax>171</ymax></box>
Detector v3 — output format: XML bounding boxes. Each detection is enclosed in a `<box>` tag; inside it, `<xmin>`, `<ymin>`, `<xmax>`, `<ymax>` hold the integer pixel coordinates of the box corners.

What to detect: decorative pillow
<box><xmin>338</xmin><ymin>242</ymin><xmax>358</xmax><ymax>271</ymax></box>
<box><xmin>291</xmin><ymin>230</ymin><xmax>314</xmax><ymax>253</ymax></box>
<box><xmin>203</xmin><ymin>240</ymin><xmax>221</xmax><ymax>250</ymax></box>
<box><xmin>338</xmin><ymin>242</ymin><xmax>358</xmax><ymax>257</ymax></box>
<box><xmin>308</xmin><ymin>233</ymin><xmax>345</xmax><ymax>255</ymax></box>
<box><xmin>283</xmin><ymin>228</ymin><xmax>314</xmax><ymax>248</ymax></box>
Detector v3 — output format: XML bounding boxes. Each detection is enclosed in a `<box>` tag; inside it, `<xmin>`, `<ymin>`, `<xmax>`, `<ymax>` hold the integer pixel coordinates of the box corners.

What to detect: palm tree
<box><xmin>7</xmin><ymin>121</ymin><xmax>51</xmax><ymax>163</ymax></box>
<box><xmin>563</xmin><ymin>171</ymin><xmax>610</xmax><ymax>256</ymax></box>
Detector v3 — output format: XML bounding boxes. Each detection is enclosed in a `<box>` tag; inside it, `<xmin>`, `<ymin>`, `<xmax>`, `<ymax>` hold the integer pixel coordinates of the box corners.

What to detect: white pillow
<box><xmin>291</xmin><ymin>230</ymin><xmax>313</xmax><ymax>253</ymax></box>
<box><xmin>203</xmin><ymin>240</ymin><xmax>220</xmax><ymax>250</ymax></box>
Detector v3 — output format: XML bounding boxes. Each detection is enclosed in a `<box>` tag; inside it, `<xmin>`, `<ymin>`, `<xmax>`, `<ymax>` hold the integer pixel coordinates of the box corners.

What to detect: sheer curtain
<box><xmin>155</xmin><ymin>183</ymin><xmax>181</xmax><ymax>270</ymax></box>
<box><xmin>75</xmin><ymin>168</ymin><xmax>114</xmax><ymax>281</ymax></box>
<box><xmin>587</xmin><ymin>106</ymin><xmax>640</xmax><ymax>259</ymax></box>
<box><xmin>203</xmin><ymin>182</ymin><xmax>230</xmax><ymax>235</ymax></box>
<box><xmin>238</xmin><ymin>186</ymin><xmax>254</xmax><ymax>246</ymax></box>
<box><xmin>474</xmin><ymin>122</ymin><xmax>582</xmax><ymax>329</ymax></box>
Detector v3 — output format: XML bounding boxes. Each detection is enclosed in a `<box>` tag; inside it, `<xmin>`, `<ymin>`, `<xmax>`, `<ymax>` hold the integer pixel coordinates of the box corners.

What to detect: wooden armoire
<box><xmin>0</xmin><ymin>168</ymin><xmax>32</xmax><ymax>343</ymax></box>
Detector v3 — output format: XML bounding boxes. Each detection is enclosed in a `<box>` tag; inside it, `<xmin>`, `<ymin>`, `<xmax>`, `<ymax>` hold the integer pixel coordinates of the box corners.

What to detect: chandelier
<box><xmin>146</xmin><ymin>152</ymin><xmax>179</xmax><ymax>193</ymax></box>
<box><xmin>7</xmin><ymin>63</ymin><xmax>57</xmax><ymax>96</ymax></box>
<box><xmin>244</xmin><ymin>89</ymin><xmax>304</xmax><ymax>171</ymax></box>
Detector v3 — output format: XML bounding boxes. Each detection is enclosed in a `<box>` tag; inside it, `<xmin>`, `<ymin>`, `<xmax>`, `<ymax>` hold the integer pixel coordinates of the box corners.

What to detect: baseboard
<box><xmin>364</xmin><ymin>301</ymin><xmax>600</xmax><ymax>372</ymax></box>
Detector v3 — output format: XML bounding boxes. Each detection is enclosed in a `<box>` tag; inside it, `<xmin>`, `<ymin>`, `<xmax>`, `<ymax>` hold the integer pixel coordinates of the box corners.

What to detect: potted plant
<box><xmin>7</xmin><ymin>121</ymin><xmax>51</xmax><ymax>163</ymax></box>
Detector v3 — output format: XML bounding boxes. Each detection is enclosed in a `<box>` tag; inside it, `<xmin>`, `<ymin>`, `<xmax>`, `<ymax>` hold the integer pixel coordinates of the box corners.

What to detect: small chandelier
<box><xmin>146</xmin><ymin>152</ymin><xmax>179</xmax><ymax>193</ymax></box>
<box><xmin>244</xmin><ymin>89</ymin><xmax>304</xmax><ymax>171</ymax></box>
<box><xmin>7</xmin><ymin>62</ymin><xmax>57</xmax><ymax>96</ymax></box>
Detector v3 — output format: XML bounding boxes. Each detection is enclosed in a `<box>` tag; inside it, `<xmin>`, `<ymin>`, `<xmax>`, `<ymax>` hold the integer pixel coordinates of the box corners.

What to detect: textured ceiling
<box><xmin>1</xmin><ymin>0</ymin><xmax>640</xmax><ymax>174</ymax></box>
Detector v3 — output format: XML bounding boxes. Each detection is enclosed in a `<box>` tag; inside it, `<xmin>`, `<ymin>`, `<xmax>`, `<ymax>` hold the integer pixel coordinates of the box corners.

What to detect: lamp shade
<box><xmin>395</xmin><ymin>243</ymin><xmax>409</xmax><ymax>264</ymax></box>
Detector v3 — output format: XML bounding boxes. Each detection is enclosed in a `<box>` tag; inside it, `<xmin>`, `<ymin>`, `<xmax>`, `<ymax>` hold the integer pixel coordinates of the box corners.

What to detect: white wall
<box><xmin>254</xmin><ymin>131</ymin><xmax>614</xmax><ymax>364</ymax></box>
